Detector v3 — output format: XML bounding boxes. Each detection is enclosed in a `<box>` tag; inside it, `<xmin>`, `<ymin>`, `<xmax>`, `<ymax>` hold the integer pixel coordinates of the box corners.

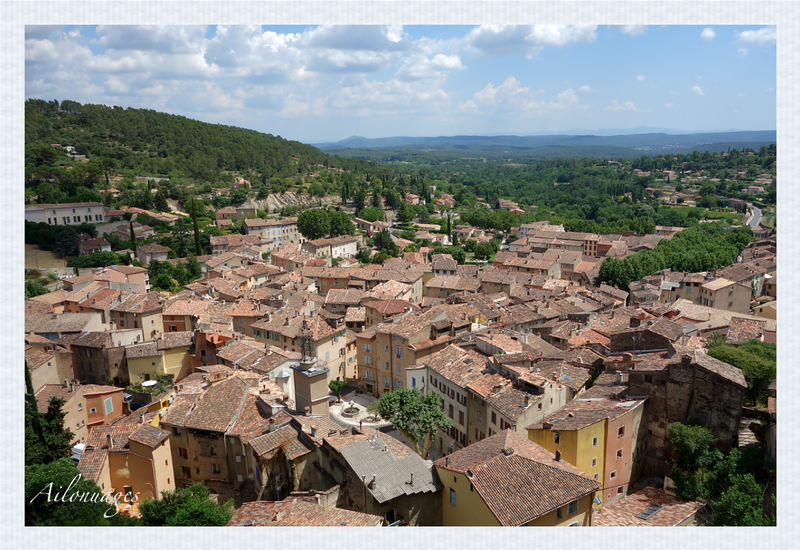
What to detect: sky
<box><xmin>25</xmin><ymin>24</ymin><xmax>777</xmax><ymax>143</ymax></box>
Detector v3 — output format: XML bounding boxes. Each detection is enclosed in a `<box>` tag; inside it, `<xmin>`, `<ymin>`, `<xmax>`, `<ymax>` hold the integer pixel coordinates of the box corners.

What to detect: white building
<box><xmin>25</xmin><ymin>202</ymin><xmax>106</xmax><ymax>226</ymax></box>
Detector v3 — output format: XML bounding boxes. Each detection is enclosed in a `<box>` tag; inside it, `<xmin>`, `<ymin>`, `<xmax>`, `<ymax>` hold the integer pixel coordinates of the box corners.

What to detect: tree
<box><xmin>138</xmin><ymin>483</ymin><xmax>233</xmax><ymax>526</ymax></box>
<box><xmin>54</xmin><ymin>227</ymin><xmax>79</xmax><ymax>257</ymax></box>
<box><xmin>25</xmin><ymin>279</ymin><xmax>49</xmax><ymax>298</ymax></box>
<box><xmin>667</xmin><ymin>423</ymin><xmax>723</xmax><ymax>500</ymax></box>
<box><xmin>372</xmin><ymin>229</ymin><xmax>399</xmax><ymax>258</ymax></box>
<box><xmin>371</xmin><ymin>187</ymin><xmax>381</xmax><ymax>208</ymax></box>
<box><xmin>354</xmin><ymin>187</ymin><xmax>366</xmax><ymax>213</ymax></box>
<box><xmin>26</xmin><ymin>458</ymin><xmax>138</xmax><ymax>526</ymax></box>
<box><xmin>397</xmin><ymin>203</ymin><xmax>413</xmax><ymax>224</ymax></box>
<box><xmin>329</xmin><ymin>379</ymin><xmax>347</xmax><ymax>403</ymax></box>
<box><xmin>358</xmin><ymin>207</ymin><xmax>384</xmax><ymax>223</ymax></box>
<box><xmin>711</xmin><ymin>474</ymin><xmax>770</xmax><ymax>526</ymax></box>
<box><xmin>473</xmin><ymin>242</ymin><xmax>494</xmax><ymax>261</ymax></box>
<box><xmin>297</xmin><ymin>209</ymin><xmax>331</xmax><ymax>240</ymax></box>
<box><xmin>328</xmin><ymin>210</ymin><xmax>355</xmax><ymax>237</ymax></box>
<box><xmin>376</xmin><ymin>388</ymin><xmax>450</xmax><ymax>459</ymax></box>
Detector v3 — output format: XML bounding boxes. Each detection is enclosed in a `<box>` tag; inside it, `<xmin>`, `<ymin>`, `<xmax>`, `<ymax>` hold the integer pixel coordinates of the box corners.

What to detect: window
<box><xmin>103</xmin><ymin>397</ymin><xmax>114</xmax><ymax>415</ymax></box>
<box><xmin>617</xmin><ymin>486</ymin><xmax>624</xmax><ymax>495</ymax></box>
<box><xmin>362</xmin><ymin>343</ymin><xmax>372</xmax><ymax>353</ymax></box>
<box><xmin>193</xmin><ymin>452</ymin><xmax>198</xmax><ymax>461</ymax></box>
<box><xmin>618</xmin><ymin>425</ymin><xmax>625</xmax><ymax>438</ymax></box>
<box><xmin>363</xmin><ymin>370</ymin><xmax>374</xmax><ymax>381</ymax></box>
<box><xmin>617</xmin><ymin>449</ymin><xmax>623</xmax><ymax>460</ymax></box>
<box><xmin>491</xmin><ymin>411</ymin><xmax>497</xmax><ymax>424</ymax></box>
<box><xmin>211</xmin><ymin>464</ymin><xmax>220</xmax><ymax>474</ymax></box>
<box><xmin>592</xmin><ymin>436</ymin><xmax>598</xmax><ymax>447</ymax></box>
<box><xmin>209</xmin><ymin>445</ymin><xmax>217</xmax><ymax>456</ymax></box>
<box><xmin>179</xmin><ymin>448</ymin><xmax>188</xmax><ymax>460</ymax></box>
<box><xmin>78</xmin><ymin>403</ymin><xmax>83</xmax><ymax>411</ymax></box>
<box><xmin>449</xmin><ymin>488</ymin><xmax>456</xmax><ymax>506</ymax></box>
<box><xmin>554</xmin><ymin>432</ymin><xmax>560</xmax><ymax>445</ymax></box>
<box><xmin>383</xmin><ymin>376</ymin><xmax>391</xmax><ymax>388</ymax></box>
<box><xmin>90</xmin><ymin>407</ymin><xmax>97</xmax><ymax>414</ymax></box>
<box><xmin>568</xmin><ymin>521</ymin><xmax>581</xmax><ymax>527</ymax></box>
<box><xmin>200</xmin><ymin>349</ymin><xmax>207</xmax><ymax>357</ymax></box>
<box><xmin>644</xmin><ymin>374</ymin><xmax>653</xmax><ymax>383</ymax></box>
<box><xmin>448</xmin><ymin>404</ymin><xmax>454</xmax><ymax>419</ymax></box>
<box><xmin>557</xmin><ymin>507</ymin><xmax>563</xmax><ymax>519</ymax></box>
<box><xmin>459</xmin><ymin>411</ymin><xmax>464</xmax><ymax>425</ymax></box>
<box><xmin>382</xmin><ymin>345</ymin><xmax>388</xmax><ymax>351</ymax></box>
<box><xmin>173</xmin><ymin>427</ymin><xmax>181</xmax><ymax>437</ymax></box>
<box><xmin>591</xmin><ymin>457</ymin><xmax>597</xmax><ymax>468</ymax></box>
<box><xmin>394</xmin><ymin>345</ymin><xmax>403</xmax><ymax>359</ymax></box>
<box><xmin>568</xmin><ymin>500</ymin><xmax>579</xmax><ymax>515</ymax></box>
<box><xmin>395</xmin><ymin>379</ymin><xmax>403</xmax><ymax>390</ymax></box>
<box><xmin>363</xmin><ymin>356</ymin><xmax>373</xmax><ymax>365</ymax></box>
<box><xmin>610</xmin><ymin>470</ymin><xmax>617</xmax><ymax>479</ymax></box>
<box><xmin>593</xmin><ymin>473</ymin><xmax>599</xmax><ymax>480</ymax></box>
<box><xmin>477</xmin><ymin>411</ymin><xmax>482</xmax><ymax>423</ymax></box>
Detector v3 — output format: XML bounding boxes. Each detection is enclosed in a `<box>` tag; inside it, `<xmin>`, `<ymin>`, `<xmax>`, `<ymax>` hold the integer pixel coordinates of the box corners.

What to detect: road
<box><xmin>748</xmin><ymin>204</ymin><xmax>762</xmax><ymax>228</ymax></box>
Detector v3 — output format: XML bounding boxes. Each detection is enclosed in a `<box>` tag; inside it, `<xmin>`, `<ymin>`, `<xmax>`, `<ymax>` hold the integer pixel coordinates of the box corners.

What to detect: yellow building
<box><xmin>125</xmin><ymin>332</ymin><xmax>193</xmax><ymax>385</ymax></box>
<box><xmin>434</xmin><ymin>430</ymin><xmax>600</xmax><ymax>526</ymax></box>
<box><xmin>77</xmin><ymin>422</ymin><xmax>174</xmax><ymax>515</ymax></box>
<box><xmin>527</xmin><ymin>396</ymin><xmax>647</xmax><ymax>508</ymax></box>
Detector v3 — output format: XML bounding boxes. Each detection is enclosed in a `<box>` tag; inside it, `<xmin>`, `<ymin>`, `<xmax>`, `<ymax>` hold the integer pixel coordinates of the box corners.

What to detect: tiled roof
<box><xmin>125</xmin><ymin>341</ymin><xmax>160</xmax><ymax>358</ymax></box>
<box><xmin>527</xmin><ymin>397</ymin><xmax>645</xmax><ymax>431</ymax></box>
<box><xmin>25</xmin><ymin>313</ymin><xmax>100</xmax><ymax>334</ymax></box>
<box><xmin>71</xmin><ymin>332</ymin><xmax>110</xmax><ymax>349</ymax></box>
<box><xmin>364</xmin><ymin>299</ymin><xmax>420</xmax><ymax>316</ymax></box>
<box><xmin>26</xmin><ymin>349</ymin><xmax>55</xmax><ymax>371</ymax></box>
<box><xmin>34</xmin><ymin>384</ymin><xmax>81</xmax><ymax>414</ymax></box>
<box><xmin>249</xmin><ymin>423</ymin><xmax>314</xmax><ymax>460</ymax></box>
<box><xmin>110</xmin><ymin>293</ymin><xmax>164</xmax><ymax>314</ymax></box>
<box><xmin>157</xmin><ymin>331</ymin><xmax>193</xmax><ymax>349</ymax></box>
<box><xmin>434</xmin><ymin>430</ymin><xmax>600</xmax><ymax>525</ymax></box>
<box><xmin>227</xmin><ymin>499</ymin><xmax>383</xmax><ymax>527</ymax></box>
<box><xmin>25</xmin><ymin>300</ymin><xmax>54</xmax><ymax>315</ymax></box>
<box><xmin>81</xmin><ymin>384</ymin><xmax>124</xmax><ymax>397</ymax></box>
<box><xmin>128</xmin><ymin>424</ymin><xmax>170</xmax><ymax>448</ymax></box>
<box><xmin>594</xmin><ymin>487</ymin><xmax>705</xmax><ymax>526</ymax></box>
<box><xmin>78</xmin><ymin>423</ymin><xmax>142</xmax><ymax>482</ymax></box>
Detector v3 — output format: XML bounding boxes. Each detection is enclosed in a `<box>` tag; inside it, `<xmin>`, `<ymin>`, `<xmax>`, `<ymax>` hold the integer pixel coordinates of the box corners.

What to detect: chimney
<box><xmin>64</xmin><ymin>379</ymin><xmax>69</xmax><ymax>388</ymax></box>
<box><xmin>630</xmin><ymin>316</ymin><xmax>641</xmax><ymax>328</ymax></box>
<box><xmin>371</xmin><ymin>474</ymin><xmax>376</xmax><ymax>487</ymax></box>
<box><xmin>524</xmin><ymin>394</ymin><xmax>530</xmax><ymax>406</ymax></box>
<box><xmin>555</xmin><ymin>450</ymin><xmax>561</xmax><ymax>462</ymax></box>
<box><xmin>304</xmin><ymin>406</ymin><xmax>311</xmax><ymax>417</ymax></box>
<box><xmin>106</xmin><ymin>434</ymin><xmax>113</xmax><ymax>449</ymax></box>
<box><xmin>445</xmin><ymin>456</ymin><xmax>450</xmax><ymax>467</ymax></box>
<box><xmin>618</xmin><ymin>372</ymin><xmax>624</xmax><ymax>383</ymax></box>
<box><xmin>268</xmin><ymin>418</ymin><xmax>275</xmax><ymax>433</ymax></box>
<box><xmin>69</xmin><ymin>382</ymin><xmax>74</xmax><ymax>393</ymax></box>
<box><xmin>681</xmin><ymin>354</ymin><xmax>692</xmax><ymax>364</ymax></box>
<box><xmin>501</xmin><ymin>447</ymin><xmax>514</xmax><ymax>457</ymax></box>
<box><xmin>311</xmin><ymin>425</ymin><xmax>317</xmax><ymax>437</ymax></box>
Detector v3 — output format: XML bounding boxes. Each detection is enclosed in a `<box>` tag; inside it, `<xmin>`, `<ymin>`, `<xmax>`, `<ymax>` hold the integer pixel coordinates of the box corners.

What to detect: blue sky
<box><xmin>25</xmin><ymin>25</ymin><xmax>776</xmax><ymax>143</ymax></box>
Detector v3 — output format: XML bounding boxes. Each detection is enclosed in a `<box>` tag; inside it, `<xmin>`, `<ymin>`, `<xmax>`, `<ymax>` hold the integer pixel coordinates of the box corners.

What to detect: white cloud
<box><xmin>700</xmin><ymin>28</ymin><xmax>716</xmax><ymax>41</ymax></box>
<box><xmin>578</xmin><ymin>85</ymin><xmax>598</xmax><ymax>93</ymax></box>
<box><xmin>636</xmin><ymin>75</ymin><xmax>646</xmax><ymax>81</ymax></box>
<box><xmin>603</xmin><ymin>100</ymin><xmax>636</xmax><ymax>111</ymax></box>
<box><xmin>609</xmin><ymin>25</ymin><xmax>647</xmax><ymax>37</ymax></box>
<box><xmin>462</xmin><ymin>77</ymin><xmax>583</xmax><ymax>114</ymax></box>
<box><xmin>691</xmin><ymin>85</ymin><xmax>705</xmax><ymax>96</ymax></box>
<box><xmin>463</xmin><ymin>25</ymin><xmax>597</xmax><ymax>57</ymax></box>
<box><xmin>737</xmin><ymin>48</ymin><xmax>749</xmax><ymax>58</ymax></box>
<box><xmin>396</xmin><ymin>53</ymin><xmax>464</xmax><ymax>82</ymax></box>
<box><xmin>738</xmin><ymin>93</ymin><xmax>745</xmax><ymax>97</ymax></box>
<box><xmin>736</xmin><ymin>26</ymin><xmax>776</xmax><ymax>46</ymax></box>
<box><xmin>665</xmin><ymin>103</ymin><xmax>674</xmax><ymax>108</ymax></box>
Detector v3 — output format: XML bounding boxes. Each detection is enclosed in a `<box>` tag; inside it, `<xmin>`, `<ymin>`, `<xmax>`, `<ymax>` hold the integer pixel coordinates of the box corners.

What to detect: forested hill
<box><xmin>25</xmin><ymin>99</ymin><xmax>379</xmax><ymax>182</ymax></box>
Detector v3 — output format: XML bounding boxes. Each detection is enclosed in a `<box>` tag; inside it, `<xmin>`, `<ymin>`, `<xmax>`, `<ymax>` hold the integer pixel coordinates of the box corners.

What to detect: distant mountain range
<box><xmin>314</xmin><ymin>130</ymin><xmax>776</xmax><ymax>152</ymax></box>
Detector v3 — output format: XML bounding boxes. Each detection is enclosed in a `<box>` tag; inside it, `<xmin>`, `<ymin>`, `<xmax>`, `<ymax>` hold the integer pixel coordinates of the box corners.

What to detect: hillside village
<box><xmin>25</xmin><ymin>190</ymin><xmax>777</xmax><ymax>527</ymax></box>
<box><xmin>23</xmin><ymin>99</ymin><xmax>776</xmax><ymax>527</ymax></box>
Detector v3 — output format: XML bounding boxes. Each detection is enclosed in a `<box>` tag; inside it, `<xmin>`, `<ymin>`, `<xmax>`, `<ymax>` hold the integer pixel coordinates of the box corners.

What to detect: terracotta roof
<box><xmin>34</xmin><ymin>384</ymin><xmax>81</xmax><ymax>414</ymax></box>
<box><xmin>227</xmin><ymin>499</ymin><xmax>383</xmax><ymax>527</ymax></box>
<box><xmin>81</xmin><ymin>384</ymin><xmax>124</xmax><ymax>397</ymax></box>
<box><xmin>594</xmin><ymin>487</ymin><xmax>705</xmax><ymax>526</ymax></box>
<box><xmin>527</xmin><ymin>397</ymin><xmax>645</xmax><ymax>431</ymax></box>
<box><xmin>128</xmin><ymin>424</ymin><xmax>170</xmax><ymax>448</ymax></box>
<box><xmin>434</xmin><ymin>430</ymin><xmax>600</xmax><ymax>525</ymax></box>
<box><xmin>125</xmin><ymin>341</ymin><xmax>160</xmax><ymax>358</ymax></box>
